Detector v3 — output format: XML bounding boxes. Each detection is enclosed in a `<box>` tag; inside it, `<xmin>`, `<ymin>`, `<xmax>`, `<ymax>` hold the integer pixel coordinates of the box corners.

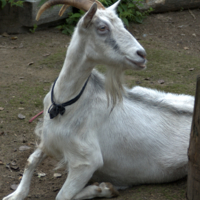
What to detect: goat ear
<box><xmin>83</xmin><ymin>3</ymin><xmax>97</xmax><ymax>28</ymax></box>
<box><xmin>107</xmin><ymin>0</ymin><xmax>121</xmax><ymax>11</ymax></box>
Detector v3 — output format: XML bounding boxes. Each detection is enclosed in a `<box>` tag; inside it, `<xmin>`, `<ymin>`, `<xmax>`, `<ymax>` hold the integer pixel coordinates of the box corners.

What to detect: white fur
<box><xmin>3</xmin><ymin>2</ymin><xmax>194</xmax><ymax>200</ymax></box>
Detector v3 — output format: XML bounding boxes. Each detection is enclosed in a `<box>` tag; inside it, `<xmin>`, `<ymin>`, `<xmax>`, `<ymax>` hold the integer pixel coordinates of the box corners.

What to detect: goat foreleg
<box><xmin>56</xmin><ymin>144</ymin><xmax>103</xmax><ymax>200</ymax></box>
<box><xmin>3</xmin><ymin>148</ymin><xmax>46</xmax><ymax>200</ymax></box>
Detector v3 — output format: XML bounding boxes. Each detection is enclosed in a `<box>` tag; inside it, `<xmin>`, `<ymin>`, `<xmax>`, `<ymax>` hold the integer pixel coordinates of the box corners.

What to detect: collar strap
<box><xmin>48</xmin><ymin>75</ymin><xmax>90</xmax><ymax>119</ymax></box>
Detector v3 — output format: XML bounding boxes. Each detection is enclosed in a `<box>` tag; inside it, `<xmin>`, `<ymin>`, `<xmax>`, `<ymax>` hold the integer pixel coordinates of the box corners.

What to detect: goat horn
<box><xmin>36</xmin><ymin>0</ymin><xmax>105</xmax><ymax>21</ymax></box>
<box><xmin>59</xmin><ymin>5</ymin><xmax>70</xmax><ymax>17</ymax></box>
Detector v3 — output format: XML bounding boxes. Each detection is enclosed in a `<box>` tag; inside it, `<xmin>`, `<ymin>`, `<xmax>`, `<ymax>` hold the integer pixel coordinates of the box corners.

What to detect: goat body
<box><xmin>3</xmin><ymin>1</ymin><xmax>194</xmax><ymax>200</ymax></box>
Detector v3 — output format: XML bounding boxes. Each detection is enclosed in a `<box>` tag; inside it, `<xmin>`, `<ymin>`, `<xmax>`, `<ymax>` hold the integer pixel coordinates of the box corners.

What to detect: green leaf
<box><xmin>117</xmin><ymin>6</ymin><xmax>123</xmax><ymax>14</ymax></box>
<box><xmin>70</xmin><ymin>13</ymin><xmax>82</xmax><ymax>18</ymax></box>
<box><xmin>122</xmin><ymin>17</ymin><xmax>129</xmax><ymax>27</ymax></box>
<box><xmin>128</xmin><ymin>3</ymin><xmax>136</xmax><ymax>8</ymax></box>
<box><xmin>38</xmin><ymin>0</ymin><xmax>47</xmax><ymax>6</ymax></box>
<box><xmin>1</xmin><ymin>0</ymin><xmax>7</xmax><ymax>8</ymax></box>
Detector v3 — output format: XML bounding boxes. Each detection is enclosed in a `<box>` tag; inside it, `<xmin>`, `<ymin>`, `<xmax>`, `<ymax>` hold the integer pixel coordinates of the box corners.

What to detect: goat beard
<box><xmin>105</xmin><ymin>65</ymin><xmax>125</xmax><ymax>107</ymax></box>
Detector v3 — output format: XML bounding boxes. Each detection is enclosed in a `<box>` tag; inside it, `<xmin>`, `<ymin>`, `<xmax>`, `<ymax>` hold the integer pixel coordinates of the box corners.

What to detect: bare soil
<box><xmin>0</xmin><ymin>9</ymin><xmax>200</xmax><ymax>200</ymax></box>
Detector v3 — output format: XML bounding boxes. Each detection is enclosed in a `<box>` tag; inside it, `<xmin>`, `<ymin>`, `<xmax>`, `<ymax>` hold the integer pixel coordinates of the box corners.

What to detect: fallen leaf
<box><xmin>158</xmin><ymin>80</ymin><xmax>165</xmax><ymax>84</ymax></box>
<box><xmin>18</xmin><ymin>113</ymin><xmax>25</xmax><ymax>119</ymax></box>
<box><xmin>11</xmin><ymin>36</ymin><xmax>17</xmax><ymax>40</ymax></box>
<box><xmin>192</xmin><ymin>33</ymin><xmax>196</xmax><ymax>37</ymax></box>
<box><xmin>10</xmin><ymin>184</ymin><xmax>19</xmax><ymax>190</ymax></box>
<box><xmin>19</xmin><ymin>146</ymin><xmax>31</xmax><ymax>151</ymax></box>
<box><xmin>184</xmin><ymin>47</ymin><xmax>189</xmax><ymax>50</ymax></box>
<box><xmin>18</xmin><ymin>107</ymin><xmax>24</xmax><ymax>110</ymax></box>
<box><xmin>0</xmin><ymin>160</ymin><xmax>3</xmax><ymax>165</ymax></box>
<box><xmin>27</xmin><ymin>62</ymin><xmax>34</xmax><ymax>66</ymax></box>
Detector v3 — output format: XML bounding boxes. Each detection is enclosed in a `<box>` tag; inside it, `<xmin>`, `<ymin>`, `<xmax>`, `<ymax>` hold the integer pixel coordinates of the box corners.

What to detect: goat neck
<box><xmin>53</xmin><ymin>35</ymin><xmax>94</xmax><ymax>105</ymax></box>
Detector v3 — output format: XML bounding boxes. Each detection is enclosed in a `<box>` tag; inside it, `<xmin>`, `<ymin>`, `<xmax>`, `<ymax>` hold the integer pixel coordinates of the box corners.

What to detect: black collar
<box><xmin>48</xmin><ymin>76</ymin><xmax>90</xmax><ymax>119</ymax></box>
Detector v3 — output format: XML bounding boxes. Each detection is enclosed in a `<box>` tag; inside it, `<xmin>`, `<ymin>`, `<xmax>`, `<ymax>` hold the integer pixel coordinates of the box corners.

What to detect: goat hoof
<box><xmin>99</xmin><ymin>182</ymin><xmax>120</xmax><ymax>197</ymax></box>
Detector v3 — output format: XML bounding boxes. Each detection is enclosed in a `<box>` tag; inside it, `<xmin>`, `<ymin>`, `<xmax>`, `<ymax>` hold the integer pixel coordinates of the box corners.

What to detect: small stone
<box><xmin>184</xmin><ymin>47</ymin><xmax>189</xmax><ymax>50</ymax></box>
<box><xmin>0</xmin><ymin>160</ymin><xmax>3</xmax><ymax>165</ymax></box>
<box><xmin>53</xmin><ymin>187</ymin><xmax>60</xmax><ymax>192</ymax></box>
<box><xmin>10</xmin><ymin>184</ymin><xmax>19</xmax><ymax>190</ymax></box>
<box><xmin>27</xmin><ymin>62</ymin><xmax>34</xmax><ymax>66</ymax></box>
<box><xmin>0</xmin><ymin>107</ymin><xmax>4</xmax><ymax>111</ymax></box>
<box><xmin>188</xmin><ymin>68</ymin><xmax>194</xmax><ymax>71</ymax></box>
<box><xmin>18</xmin><ymin>114</ymin><xmax>25</xmax><ymax>119</ymax></box>
<box><xmin>53</xmin><ymin>173</ymin><xmax>62</xmax><ymax>178</ymax></box>
<box><xmin>6</xmin><ymin>164</ymin><xmax>11</xmax><ymax>171</ymax></box>
<box><xmin>43</xmin><ymin>53</ymin><xmax>51</xmax><ymax>57</ymax></box>
<box><xmin>11</xmin><ymin>165</ymin><xmax>19</xmax><ymax>170</ymax></box>
<box><xmin>38</xmin><ymin>172</ymin><xmax>46</xmax><ymax>177</ymax></box>
<box><xmin>158</xmin><ymin>80</ymin><xmax>165</xmax><ymax>84</ymax></box>
<box><xmin>2</xmin><ymin>32</ymin><xmax>9</xmax><ymax>37</ymax></box>
<box><xmin>19</xmin><ymin>43</ymin><xmax>24</xmax><ymax>48</ymax></box>
<box><xmin>135</xmin><ymin>81</ymin><xmax>141</xmax><ymax>85</ymax></box>
<box><xmin>0</xmin><ymin>132</ymin><xmax>4</xmax><ymax>136</ymax></box>
<box><xmin>19</xmin><ymin>146</ymin><xmax>31</xmax><ymax>151</ymax></box>
<box><xmin>11</xmin><ymin>161</ymin><xmax>17</xmax><ymax>166</ymax></box>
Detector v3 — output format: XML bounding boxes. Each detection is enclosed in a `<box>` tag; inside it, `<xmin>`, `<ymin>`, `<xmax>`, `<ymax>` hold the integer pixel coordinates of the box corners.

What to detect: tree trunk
<box><xmin>187</xmin><ymin>76</ymin><xmax>200</xmax><ymax>200</ymax></box>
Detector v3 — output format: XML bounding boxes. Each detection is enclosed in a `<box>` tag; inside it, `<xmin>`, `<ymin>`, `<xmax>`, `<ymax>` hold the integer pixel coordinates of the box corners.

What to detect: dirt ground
<box><xmin>0</xmin><ymin>8</ymin><xmax>200</xmax><ymax>200</ymax></box>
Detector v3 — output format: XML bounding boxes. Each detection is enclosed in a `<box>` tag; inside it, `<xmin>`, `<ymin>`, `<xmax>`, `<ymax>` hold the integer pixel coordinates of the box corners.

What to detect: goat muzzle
<box><xmin>36</xmin><ymin>0</ymin><xmax>105</xmax><ymax>21</ymax></box>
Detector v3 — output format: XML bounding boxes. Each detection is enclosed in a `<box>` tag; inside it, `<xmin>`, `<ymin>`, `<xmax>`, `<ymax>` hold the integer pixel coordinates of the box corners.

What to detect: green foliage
<box><xmin>29</xmin><ymin>24</ymin><xmax>38</xmax><ymax>33</ymax></box>
<box><xmin>1</xmin><ymin>0</ymin><xmax>24</xmax><ymax>8</ymax></box>
<box><xmin>57</xmin><ymin>0</ymin><xmax>153</xmax><ymax>35</ymax></box>
<box><xmin>56</xmin><ymin>10</ymin><xmax>85</xmax><ymax>35</ymax></box>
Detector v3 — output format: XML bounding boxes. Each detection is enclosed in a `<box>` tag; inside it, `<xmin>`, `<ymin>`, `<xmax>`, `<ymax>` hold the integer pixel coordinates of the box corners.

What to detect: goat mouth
<box><xmin>125</xmin><ymin>57</ymin><xmax>146</xmax><ymax>69</ymax></box>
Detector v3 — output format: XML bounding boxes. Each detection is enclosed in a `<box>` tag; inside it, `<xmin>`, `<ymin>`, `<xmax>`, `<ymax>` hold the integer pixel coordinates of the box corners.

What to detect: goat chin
<box><xmin>105</xmin><ymin>65</ymin><xmax>125</xmax><ymax>107</ymax></box>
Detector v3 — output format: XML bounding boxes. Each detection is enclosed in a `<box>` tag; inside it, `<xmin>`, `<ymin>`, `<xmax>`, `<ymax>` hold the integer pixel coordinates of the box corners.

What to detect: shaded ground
<box><xmin>0</xmin><ymin>8</ymin><xmax>200</xmax><ymax>200</ymax></box>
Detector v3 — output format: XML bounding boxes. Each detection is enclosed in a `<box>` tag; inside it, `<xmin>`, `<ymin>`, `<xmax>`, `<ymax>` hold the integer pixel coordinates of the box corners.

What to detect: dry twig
<box><xmin>189</xmin><ymin>9</ymin><xmax>196</xmax><ymax>19</ymax></box>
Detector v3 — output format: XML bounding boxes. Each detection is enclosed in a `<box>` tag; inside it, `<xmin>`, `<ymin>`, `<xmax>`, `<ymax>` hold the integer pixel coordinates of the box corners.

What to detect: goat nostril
<box><xmin>137</xmin><ymin>50</ymin><xmax>146</xmax><ymax>59</ymax></box>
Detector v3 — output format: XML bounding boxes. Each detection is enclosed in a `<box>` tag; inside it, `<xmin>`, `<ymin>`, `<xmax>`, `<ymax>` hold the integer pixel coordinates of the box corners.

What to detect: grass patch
<box><xmin>0</xmin><ymin>82</ymin><xmax>47</xmax><ymax>114</ymax></box>
<box><xmin>124</xmin><ymin>45</ymin><xmax>200</xmax><ymax>96</ymax></box>
<box><xmin>39</xmin><ymin>49</ymin><xmax>66</xmax><ymax>69</ymax></box>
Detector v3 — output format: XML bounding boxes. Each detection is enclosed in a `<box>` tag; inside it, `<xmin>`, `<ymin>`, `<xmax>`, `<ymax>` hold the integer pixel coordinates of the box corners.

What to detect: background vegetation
<box><xmin>56</xmin><ymin>0</ymin><xmax>153</xmax><ymax>35</ymax></box>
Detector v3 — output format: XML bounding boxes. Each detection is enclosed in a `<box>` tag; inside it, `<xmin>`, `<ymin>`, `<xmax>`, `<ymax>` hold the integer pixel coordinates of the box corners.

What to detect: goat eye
<box><xmin>98</xmin><ymin>26</ymin><xmax>107</xmax><ymax>32</ymax></box>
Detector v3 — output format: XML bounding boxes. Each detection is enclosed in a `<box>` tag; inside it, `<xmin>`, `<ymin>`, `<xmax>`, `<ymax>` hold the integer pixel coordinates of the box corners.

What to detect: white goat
<box><xmin>3</xmin><ymin>0</ymin><xmax>194</xmax><ymax>200</ymax></box>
